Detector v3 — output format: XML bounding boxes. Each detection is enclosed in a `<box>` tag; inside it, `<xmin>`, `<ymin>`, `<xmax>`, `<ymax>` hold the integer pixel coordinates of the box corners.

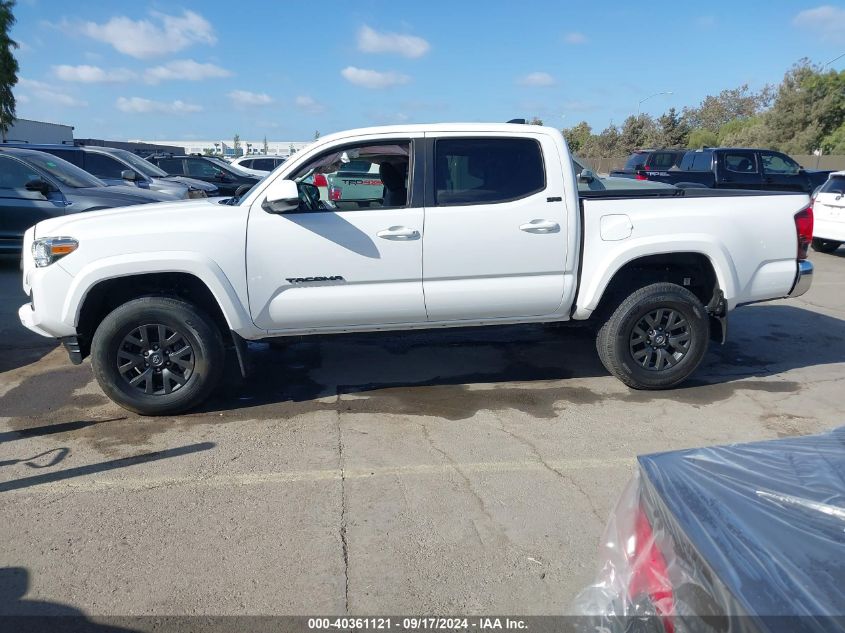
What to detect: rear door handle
<box><xmin>377</xmin><ymin>226</ymin><xmax>419</xmax><ymax>240</ymax></box>
<box><xmin>519</xmin><ymin>219</ymin><xmax>559</xmax><ymax>233</ymax></box>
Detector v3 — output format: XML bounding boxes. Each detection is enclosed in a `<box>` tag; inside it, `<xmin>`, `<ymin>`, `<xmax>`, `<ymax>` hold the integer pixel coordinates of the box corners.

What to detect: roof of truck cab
<box><xmin>315</xmin><ymin>123</ymin><xmax>561</xmax><ymax>144</ymax></box>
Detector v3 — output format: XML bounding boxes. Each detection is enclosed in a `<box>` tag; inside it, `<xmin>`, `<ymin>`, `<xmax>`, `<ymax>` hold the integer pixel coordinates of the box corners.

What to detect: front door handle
<box><xmin>519</xmin><ymin>219</ymin><xmax>559</xmax><ymax>233</ymax></box>
<box><xmin>377</xmin><ymin>226</ymin><xmax>420</xmax><ymax>240</ymax></box>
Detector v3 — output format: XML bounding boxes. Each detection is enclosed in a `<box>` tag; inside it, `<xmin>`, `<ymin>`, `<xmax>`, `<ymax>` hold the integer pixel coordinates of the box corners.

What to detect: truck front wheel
<box><xmin>596</xmin><ymin>283</ymin><xmax>709</xmax><ymax>390</ymax></box>
<box><xmin>91</xmin><ymin>297</ymin><xmax>225</xmax><ymax>415</ymax></box>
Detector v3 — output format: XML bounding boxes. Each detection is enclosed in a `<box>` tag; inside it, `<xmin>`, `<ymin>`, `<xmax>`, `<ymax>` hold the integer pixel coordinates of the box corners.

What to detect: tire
<box><xmin>596</xmin><ymin>283</ymin><xmax>709</xmax><ymax>390</ymax></box>
<box><xmin>811</xmin><ymin>238</ymin><xmax>842</xmax><ymax>254</ymax></box>
<box><xmin>91</xmin><ymin>297</ymin><xmax>225</xmax><ymax>415</ymax></box>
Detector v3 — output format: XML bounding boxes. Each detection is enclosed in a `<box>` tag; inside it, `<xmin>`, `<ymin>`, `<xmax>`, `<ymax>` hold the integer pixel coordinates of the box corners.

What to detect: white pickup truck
<box><xmin>18</xmin><ymin>123</ymin><xmax>814</xmax><ymax>415</ymax></box>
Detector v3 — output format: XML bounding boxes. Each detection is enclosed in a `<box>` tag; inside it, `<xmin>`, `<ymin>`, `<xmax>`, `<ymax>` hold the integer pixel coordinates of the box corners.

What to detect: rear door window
<box><xmin>648</xmin><ymin>152</ymin><xmax>681</xmax><ymax>170</ymax></box>
<box><xmin>723</xmin><ymin>152</ymin><xmax>758</xmax><ymax>174</ymax></box>
<box><xmin>624</xmin><ymin>152</ymin><xmax>649</xmax><ymax>170</ymax></box>
<box><xmin>434</xmin><ymin>137</ymin><xmax>545</xmax><ymax>205</ymax></box>
<box><xmin>156</xmin><ymin>158</ymin><xmax>185</xmax><ymax>175</ymax></box>
<box><xmin>84</xmin><ymin>153</ymin><xmax>127</xmax><ymax>179</ymax></box>
<box><xmin>186</xmin><ymin>159</ymin><xmax>226</xmax><ymax>178</ymax></box>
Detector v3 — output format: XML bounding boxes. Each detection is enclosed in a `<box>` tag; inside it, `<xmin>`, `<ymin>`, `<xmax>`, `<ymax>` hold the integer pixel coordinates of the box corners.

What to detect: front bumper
<box><xmin>18</xmin><ymin>302</ymin><xmax>54</xmax><ymax>338</ymax></box>
<box><xmin>788</xmin><ymin>260</ymin><xmax>813</xmax><ymax>298</ymax></box>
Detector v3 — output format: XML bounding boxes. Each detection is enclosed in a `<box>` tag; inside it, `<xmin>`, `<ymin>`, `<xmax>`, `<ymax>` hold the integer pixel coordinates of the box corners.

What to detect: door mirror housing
<box><xmin>578</xmin><ymin>169</ymin><xmax>596</xmax><ymax>184</ymax></box>
<box><xmin>25</xmin><ymin>178</ymin><xmax>52</xmax><ymax>197</ymax></box>
<box><xmin>262</xmin><ymin>179</ymin><xmax>300</xmax><ymax>213</ymax></box>
<box><xmin>120</xmin><ymin>169</ymin><xmax>137</xmax><ymax>181</ymax></box>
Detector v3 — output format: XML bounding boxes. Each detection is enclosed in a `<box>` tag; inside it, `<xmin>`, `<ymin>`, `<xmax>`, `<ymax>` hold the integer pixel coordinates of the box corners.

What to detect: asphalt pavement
<box><xmin>1</xmin><ymin>250</ymin><xmax>843</xmax><ymax>619</ymax></box>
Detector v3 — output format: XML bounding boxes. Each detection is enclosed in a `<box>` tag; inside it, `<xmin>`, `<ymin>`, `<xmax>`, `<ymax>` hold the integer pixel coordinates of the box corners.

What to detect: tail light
<box><xmin>635</xmin><ymin>171</ymin><xmax>649</xmax><ymax>181</ymax></box>
<box><xmin>629</xmin><ymin>506</ymin><xmax>675</xmax><ymax>632</ymax></box>
<box><xmin>313</xmin><ymin>173</ymin><xmax>328</xmax><ymax>188</ymax></box>
<box><xmin>329</xmin><ymin>186</ymin><xmax>342</xmax><ymax>201</ymax></box>
<box><xmin>794</xmin><ymin>204</ymin><xmax>813</xmax><ymax>260</ymax></box>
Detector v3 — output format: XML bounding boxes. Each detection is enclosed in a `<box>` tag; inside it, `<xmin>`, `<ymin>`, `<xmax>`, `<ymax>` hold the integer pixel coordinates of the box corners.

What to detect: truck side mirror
<box><xmin>262</xmin><ymin>179</ymin><xmax>300</xmax><ymax>213</ymax></box>
<box><xmin>578</xmin><ymin>169</ymin><xmax>596</xmax><ymax>184</ymax></box>
<box><xmin>25</xmin><ymin>178</ymin><xmax>52</xmax><ymax>197</ymax></box>
<box><xmin>121</xmin><ymin>169</ymin><xmax>138</xmax><ymax>181</ymax></box>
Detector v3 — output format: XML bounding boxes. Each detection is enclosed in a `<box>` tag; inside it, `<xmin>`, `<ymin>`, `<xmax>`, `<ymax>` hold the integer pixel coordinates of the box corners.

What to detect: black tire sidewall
<box><xmin>602</xmin><ymin>285</ymin><xmax>709</xmax><ymax>389</ymax></box>
<box><xmin>91</xmin><ymin>298</ymin><xmax>224</xmax><ymax>415</ymax></box>
<box><xmin>811</xmin><ymin>238</ymin><xmax>841</xmax><ymax>253</ymax></box>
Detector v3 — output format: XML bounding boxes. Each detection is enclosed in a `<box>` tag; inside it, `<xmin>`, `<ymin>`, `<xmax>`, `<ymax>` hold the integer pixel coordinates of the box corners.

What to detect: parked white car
<box><xmin>230</xmin><ymin>155</ymin><xmax>286</xmax><ymax>177</ymax></box>
<box><xmin>19</xmin><ymin>122</ymin><xmax>814</xmax><ymax>415</ymax></box>
<box><xmin>811</xmin><ymin>170</ymin><xmax>845</xmax><ymax>253</ymax></box>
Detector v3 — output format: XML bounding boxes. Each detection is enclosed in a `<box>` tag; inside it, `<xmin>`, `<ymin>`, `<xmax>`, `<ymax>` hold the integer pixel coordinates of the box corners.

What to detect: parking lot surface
<box><xmin>1</xmin><ymin>251</ymin><xmax>844</xmax><ymax>617</ymax></box>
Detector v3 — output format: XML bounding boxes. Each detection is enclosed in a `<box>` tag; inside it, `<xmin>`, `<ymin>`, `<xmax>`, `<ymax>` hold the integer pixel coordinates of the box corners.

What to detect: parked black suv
<box><xmin>146</xmin><ymin>155</ymin><xmax>261</xmax><ymax>196</ymax></box>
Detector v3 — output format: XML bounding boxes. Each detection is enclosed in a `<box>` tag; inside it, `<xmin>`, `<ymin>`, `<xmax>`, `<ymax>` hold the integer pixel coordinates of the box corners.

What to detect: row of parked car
<box><xmin>0</xmin><ymin>143</ymin><xmax>288</xmax><ymax>253</ymax></box>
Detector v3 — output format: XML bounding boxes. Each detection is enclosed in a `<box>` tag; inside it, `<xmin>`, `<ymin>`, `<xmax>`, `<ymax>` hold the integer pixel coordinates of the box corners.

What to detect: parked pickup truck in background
<box><xmin>613</xmin><ymin>147</ymin><xmax>833</xmax><ymax>193</ymax></box>
<box><xmin>18</xmin><ymin>123</ymin><xmax>815</xmax><ymax>415</ymax></box>
<box><xmin>608</xmin><ymin>149</ymin><xmax>686</xmax><ymax>178</ymax></box>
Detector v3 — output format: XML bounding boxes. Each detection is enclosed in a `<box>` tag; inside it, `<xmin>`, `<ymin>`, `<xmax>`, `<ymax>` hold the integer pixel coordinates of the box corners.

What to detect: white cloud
<box><xmin>341</xmin><ymin>66</ymin><xmax>410</xmax><ymax>89</ymax></box>
<box><xmin>53</xmin><ymin>64</ymin><xmax>135</xmax><ymax>83</ymax></box>
<box><xmin>17</xmin><ymin>77</ymin><xmax>87</xmax><ymax>106</ymax></box>
<box><xmin>518</xmin><ymin>72</ymin><xmax>556</xmax><ymax>87</ymax></box>
<box><xmin>564</xmin><ymin>32</ymin><xmax>588</xmax><ymax>44</ymax></box>
<box><xmin>228</xmin><ymin>90</ymin><xmax>274</xmax><ymax>106</ymax></box>
<box><xmin>76</xmin><ymin>10</ymin><xmax>216</xmax><ymax>59</ymax></box>
<box><xmin>145</xmin><ymin>59</ymin><xmax>232</xmax><ymax>84</ymax></box>
<box><xmin>357</xmin><ymin>25</ymin><xmax>430</xmax><ymax>58</ymax></box>
<box><xmin>793</xmin><ymin>5</ymin><xmax>845</xmax><ymax>44</ymax></box>
<box><xmin>295</xmin><ymin>95</ymin><xmax>327</xmax><ymax>114</ymax></box>
<box><xmin>116</xmin><ymin>96</ymin><xmax>202</xmax><ymax>114</ymax></box>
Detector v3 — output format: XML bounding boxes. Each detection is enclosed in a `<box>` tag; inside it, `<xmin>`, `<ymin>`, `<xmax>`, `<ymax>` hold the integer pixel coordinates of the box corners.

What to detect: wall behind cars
<box><xmin>2</xmin><ymin>118</ymin><xmax>74</xmax><ymax>144</ymax></box>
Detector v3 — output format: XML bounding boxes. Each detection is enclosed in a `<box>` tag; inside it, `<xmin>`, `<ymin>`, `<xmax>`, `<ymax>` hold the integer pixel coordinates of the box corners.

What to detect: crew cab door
<box><xmin>422</xmin><ymin>133</ymin><xmax>568</xmax><ymax>321</ymax></box>
<box><xmin>246</xmin><ymin>135</ymin><xmax>426</xmax><ymax>331</ymax></box>
<box><xmin>716</xmin><ymin>150</ymin><xmax>762</xmax><ymax>189</ymax></box>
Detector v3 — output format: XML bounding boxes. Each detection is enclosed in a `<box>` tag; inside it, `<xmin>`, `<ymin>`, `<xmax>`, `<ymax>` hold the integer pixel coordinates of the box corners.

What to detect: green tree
<box><xmin>821</xmin><ymin>123</ymin><xmax>845</xmax><ymax>154</ymax></box>
<box><xmin>762</xmin><ymin>61</ymin><xmax>844</xmax><ymax>153</ymax></box>
<box><xmin>527</xmin><ymin>116</ymin><xmax>543</xmax><ymax>126</ymax></box>
<box><xmin>717</xmin><ymin>116</ymin><xmax>768</xmax><ymax>148</ymax></box>
<box><xmin>682</xmin><ymin>84</ymin><xmax>770</xmax><ymax>133</ymax></box>
<box><xmin>262</xmin><ymin>135</ymin><xmax>268</xmax><ymax>155</ymax></box>
<box><xmin>687</xmin><ymin>128</ymin><xmax>719</xmax><ymax>148</ymax></box>
<box><xmin>656</xmin><ymin>108</ymin><xmax>690</xmax><ymax>147</ymax></box>
<box><xmin>233</xmin><ymin>133</ymin><xmax>241</xmax><ymax>156</ymax></box>
<box><xmin>202</xmin><ymin>147</ymin><xmax>214</xmax><ymax>156</ymax></box>
<box><xmin>314</xmin><ymin>130</ymin><xmax>321</xmax><ymax>139</ymax></box>
<box><xmin>562</xmin><ymin>121</ymin><xmax>592</xmax><ymax>153</ymax></box>
<box><xmin>618</xmin><ymin>114</ymin><xmax>658</xmax><ymax>154</ymax></box>
<box><xmin>0</xmin><ymin>0</ymin><xmax>19</xmax><ymax>141</ymax></box>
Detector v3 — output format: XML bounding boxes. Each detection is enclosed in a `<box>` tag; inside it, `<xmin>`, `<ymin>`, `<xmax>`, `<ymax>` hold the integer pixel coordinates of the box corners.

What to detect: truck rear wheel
<box><xmin>811</xmin><ymin>238</ymin><xmax>842</xmax><ymax>254</ymax></box>
<box><xmin>91</xmin><ymin>297</ymin><xmax>225</xmax><ymax>415</ymax></box>
<box><xmin>596</xmin><ymin>283</ymin><xmax>709</xmax><ymax>390</ymax></box>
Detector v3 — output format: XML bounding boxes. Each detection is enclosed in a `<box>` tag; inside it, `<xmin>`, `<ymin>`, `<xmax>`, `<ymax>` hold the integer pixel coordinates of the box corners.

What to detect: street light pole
<box><xmin>637</xmin><ymin>91</ymin><xmax>673</xmax><ymax>115</ymax></box>
<box><xmin>822</xmin><ymin>52</ymin><xmax>845</xmax><ymax>69</ymax></box>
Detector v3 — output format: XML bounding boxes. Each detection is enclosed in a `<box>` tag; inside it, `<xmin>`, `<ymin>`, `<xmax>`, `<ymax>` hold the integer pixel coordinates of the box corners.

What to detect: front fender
<box><xmin>59</xmin><ymin>251</ymin><xmax>257</xmax><ymax>335</ymax></box>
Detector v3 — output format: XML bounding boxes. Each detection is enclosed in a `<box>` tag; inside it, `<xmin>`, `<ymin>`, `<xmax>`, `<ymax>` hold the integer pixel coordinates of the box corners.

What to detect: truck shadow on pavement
<box><xmin>198</xmin><ymin>304</ymin><xmax>845</xmax><ymax>418</ymax></box>
<box><xmin>0</xmin><ymin>567</ymin><xmax>139</xmax><ymax>631</ymax></box>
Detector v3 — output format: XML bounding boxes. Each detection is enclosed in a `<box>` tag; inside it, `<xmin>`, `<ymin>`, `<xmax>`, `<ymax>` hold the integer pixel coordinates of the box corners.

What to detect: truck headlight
<box><xmin>32</xmin><ymin>237</ymin><xmax>78</xmax><ymax>268</ymax></box>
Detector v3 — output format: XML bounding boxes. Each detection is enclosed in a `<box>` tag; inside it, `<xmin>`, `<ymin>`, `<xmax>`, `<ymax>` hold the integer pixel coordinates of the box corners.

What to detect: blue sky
<box><xmin>10</xmin><ymin>1</ymin><xmax>845</xmax><ymax>142</ymax></box>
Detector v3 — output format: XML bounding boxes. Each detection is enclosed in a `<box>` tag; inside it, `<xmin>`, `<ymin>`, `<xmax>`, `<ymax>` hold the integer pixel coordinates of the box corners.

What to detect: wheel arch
<box><xmin>581</xmin><ymin>250</ymin><xmax>728</xmax><ymax>323</ymax></box>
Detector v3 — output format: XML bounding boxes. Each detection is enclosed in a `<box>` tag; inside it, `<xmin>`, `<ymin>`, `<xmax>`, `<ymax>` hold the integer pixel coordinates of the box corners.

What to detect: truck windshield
<box><xmin>22</xmin><ymin>151</ymin><xmax>106</xmax><ymax>188</ymax></box>
<box><xmin>111</xmin><ymin>149</ymin><xmax>169</xmax><ymax>178</ymax></box>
